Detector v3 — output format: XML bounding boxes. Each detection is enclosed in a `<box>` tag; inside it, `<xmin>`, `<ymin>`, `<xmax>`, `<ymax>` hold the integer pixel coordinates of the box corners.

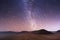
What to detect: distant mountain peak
<box><xmin>56</xmin><ymin>30</ymin><xmax>60</xmax><ymax>33</ymax></box>
<box><xmin>32</xmin><ymin>29</ymin><xmax>53</xmax><ymax>34</ymax></box>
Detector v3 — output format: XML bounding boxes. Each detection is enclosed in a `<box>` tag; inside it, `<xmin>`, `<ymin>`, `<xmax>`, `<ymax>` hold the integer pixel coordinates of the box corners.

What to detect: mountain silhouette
<box><xmin>56</xmin><ymin>30</ymin><xmax>60</xmax><ymax>33</ymax></box>
<box><xmin>32</xmin><ymin>29</ymin><xmax>53</xmax><ymax>34</ymax></box>
<box><xmin>0</xmin><ymin>29</ymin><xmax>53</xmax><ymax>34</ymax></box>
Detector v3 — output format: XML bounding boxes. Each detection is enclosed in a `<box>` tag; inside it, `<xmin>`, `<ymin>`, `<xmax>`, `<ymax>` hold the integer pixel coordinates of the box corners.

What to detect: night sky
<box><xmin>0</xmin><ymin>0</ymin><xmax>60</xmax><ymax>31</ymax></box>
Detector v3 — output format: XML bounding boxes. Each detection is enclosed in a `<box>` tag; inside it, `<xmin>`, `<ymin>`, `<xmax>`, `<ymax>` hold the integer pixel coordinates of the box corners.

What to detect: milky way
<box><xmin>0</xmin><ymin>0</ymin><xmax>60</xmax><ymax>31</ymax></box>
<box><xmin>22</xmin><ymin>0</ymin><xmax>38</xmax><ymax>30</ymax></box>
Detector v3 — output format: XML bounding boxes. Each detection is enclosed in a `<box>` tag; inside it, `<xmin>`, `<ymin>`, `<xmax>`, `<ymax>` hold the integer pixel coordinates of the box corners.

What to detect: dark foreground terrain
<box><xmin>0</xmin><ymin>29</ymin><xmax>60</xmax><ymax>40</ymax></box>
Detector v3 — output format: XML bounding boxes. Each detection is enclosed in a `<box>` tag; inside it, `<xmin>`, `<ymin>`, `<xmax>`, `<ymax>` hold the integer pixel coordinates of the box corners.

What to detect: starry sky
<box><xmin>0</xmin><ymin>0</ymin><xmax>60</xmax><ymax>31</ymax></box>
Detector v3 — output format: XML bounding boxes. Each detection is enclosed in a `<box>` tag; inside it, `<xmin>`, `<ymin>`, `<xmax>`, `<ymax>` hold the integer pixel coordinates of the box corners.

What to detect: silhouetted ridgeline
<box><xmin>31</xmin><ymin>29</ymin><xmax>53</xmax><ymax>34</ymax></box>
<box><xmin>0</xmin><ymin>29</ymin><xmax>60</xmax><ymax>34</ymax></box>
<box><xmin>56</xmin><ymin>30</ymin><xmax>60</xmax><ymax>33</ymax></box>
<box><xmin>0</xmin><ymin>29</ymin><xmax>54</xmax><ymax>34</ymax></box>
